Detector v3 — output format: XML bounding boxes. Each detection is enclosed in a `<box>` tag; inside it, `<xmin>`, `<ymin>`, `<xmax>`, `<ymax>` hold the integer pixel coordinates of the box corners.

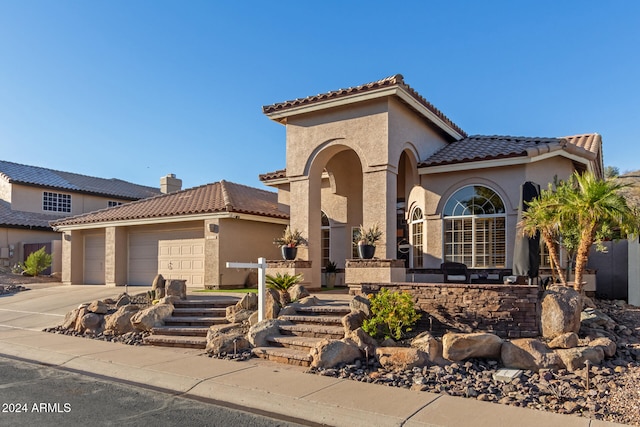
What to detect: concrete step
<box><xmin>150</xmin><ymin>326</ymin><xmax>209</xmax><ymax>337</ymax></box>
<box><xmin>143</xmin><ymin>334</ymin><xmax>207</xmax><ymax>349</ymax></box>
<box><xmin>252</xmin><ymin>346</ymin><xmax>312</xmax><ymax>367</ymax></box>
<box><xmin>172</xmin><ymin>307</ymin><xmax>226</xmax><ymax>317</ymax></box>
<box><xmin>279</xmin><ymin>314</ymin><xmax>343</xmax><ymax>325</ymax></box>
<box><xmin>295</xmin><ymin>305</ymin><xmax>350</xmax><ymax>315</ymax></box>
<box><xmin>267</xmin><ymin>335</ymin><xmax>323</xmax><ymax>352</ymax></box>
<box><xmin>164</xmin><ymin>316</ymin><xmax>229</xmax><ymax>327</ymax></box>
<box><xmin>279</xmin><ymin>323</ymin><xmax>344</xmax><ymax>339</ymax></box>
<box><xmin>173</xmin><ymin>298</ymin><xmax>238</xmax><ymax>309</ymax></box>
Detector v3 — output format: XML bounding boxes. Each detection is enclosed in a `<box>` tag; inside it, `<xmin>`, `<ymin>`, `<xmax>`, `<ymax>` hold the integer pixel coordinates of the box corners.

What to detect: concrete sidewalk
<box><xmin>0</xmin><ymin>284</ymin><xmax>625</xmax><ymax>426</ymax></box>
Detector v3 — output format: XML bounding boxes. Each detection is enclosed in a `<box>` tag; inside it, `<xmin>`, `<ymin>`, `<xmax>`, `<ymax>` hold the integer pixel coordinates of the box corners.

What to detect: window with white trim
<box><xmin>321</xmin><ymin>211</ymin><xmax>330</xmax><ymax>268</ymax></box>
<box><xmin>108</xmin><ymin>201</ymin><xmax>122</xmax><ymax>208</ymax></box>
<box><xmin>43</xmin><ymin>192</ymin><xmax>71</xmax><ymax>213</ymax></box>
<box><xmin>443</xmin><ymin>185</ymin><xmax>505</xmax><ymax>268</ymax></box>
<box><xmin>410</xmin><ymin>207</ymin><xmax>424</xmax><ymax>268</ymax></box>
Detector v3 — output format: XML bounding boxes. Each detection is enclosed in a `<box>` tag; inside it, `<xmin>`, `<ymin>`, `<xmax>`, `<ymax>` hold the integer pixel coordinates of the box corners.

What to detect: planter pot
<box><xmin>324</xmin><ymin>272</ymin><xmax>336</xmax><ymax>289</ymax></box>
<box><xmin>358</xmin><ymin>244</ymin><xmax>376</xmax><ymax>259</ymax></box>
<box><xmin>281</xmin><ymin>246</ymin><xmax>297</xmax><ymax>260</ymax></box>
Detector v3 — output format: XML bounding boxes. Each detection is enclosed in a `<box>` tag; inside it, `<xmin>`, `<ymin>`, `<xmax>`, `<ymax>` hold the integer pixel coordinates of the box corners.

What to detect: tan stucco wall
<box><xmin>10</xmin><ymin>183</ymin><xmax>133</xmax><ymax>215</ymax></box>
<box><xmin>413</xmin><ymin>156</ymin><xmax>577</xmax><ymax>268</ymax></box>
<box><xmin>105</xmin><ymin>226</ymin><xmax>128</xmax><ymax>286</ymax></box>
<box><xmin>0</xmin><ymin>227</ymin><xmax>61</xmax><ymax>269</ymax></box>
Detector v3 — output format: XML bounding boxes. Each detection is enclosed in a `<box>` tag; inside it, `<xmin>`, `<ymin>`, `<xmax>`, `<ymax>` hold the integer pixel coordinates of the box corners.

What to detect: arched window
<box><xmin>410</xmin><ymin>207</ymin><xmax>424</xmax><ymax>268</ymax></box>
<box><xmin>443</xmin><ymin>185</ymin><xmax>506</xmax><ymax>268</ymax></box>
<box><xmin>321</xmin><ymin>211</ymin><xmax>330</xmax><ymax>268</ymax></box>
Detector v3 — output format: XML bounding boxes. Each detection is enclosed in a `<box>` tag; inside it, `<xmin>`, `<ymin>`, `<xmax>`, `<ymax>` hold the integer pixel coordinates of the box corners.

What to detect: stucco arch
<box><xmin>436</xmin><ymin>177</ymin><xmax>515</xmax><ymax>217</ymax></box>
<box><xmin>304</xmin><ymin>138</ymin><xmax>368</xmax><ymax>178</ymax></box>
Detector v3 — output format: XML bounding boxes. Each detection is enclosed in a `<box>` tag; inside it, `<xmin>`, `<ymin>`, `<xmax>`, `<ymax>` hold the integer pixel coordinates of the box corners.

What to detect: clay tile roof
<box><xmin>419</xmin><ymin>133</ymin><xmax>601</xmax><ymax>167</ymax></box>
<box><xmin>51</xmin><ymin>180</ymin><xmax>288</xmax><ymax>227</ymax></box>
<box><xmin>0</xmin><ymin>160</ymin><xmax>161</xmax><ymax>200</ymax></box>
<box><xmin>0</xmin><ymin>201</ymin><xmax>66</xmax><ymax>230</ymax></box>
<box><xmin>259</xmin><ymin>169</ymin><xmax>287</xmax><ymax>182</ymax></box>
<box><xmin>262</xmin><ymin>74</ymin><xmax>467</xmax><ymax>138</ymax></box>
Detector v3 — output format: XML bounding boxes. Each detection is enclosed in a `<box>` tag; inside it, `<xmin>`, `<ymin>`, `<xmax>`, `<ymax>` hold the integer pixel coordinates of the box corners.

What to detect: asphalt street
<box><xmin>0</xmin><ymin>356</ymin><xmax>305</xmax><ymax>427</ymax></box>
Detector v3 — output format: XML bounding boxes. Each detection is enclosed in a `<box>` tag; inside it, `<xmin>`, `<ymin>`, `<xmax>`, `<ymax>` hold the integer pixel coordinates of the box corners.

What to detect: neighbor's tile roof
<box><xmin>419</xmin><ymin>133</ymin><xmax>601</xmax><ymax>167</ymax></box>
<box><xmin>0</xmin><ymin>160</ymin><xmax>161</xmax><ymax>200</ymax></box>
<box><xmin>51</xmin><ymin>180</ymin><xmax>289</xmax><ymax>227</ymax></box>
<box><xmin>262</xmin><ymin>74</ymin><xmax>467</xmax><ymax>138</ymax></box>
<box><xmin>259</xmin><ymin>169</ymin><xmax>287</xmax><ymax>182</ymax></box>
<box><xmin>0</xmin><ymin>201</ymin><xmax>66</xmax><ymax>230</ymax></box>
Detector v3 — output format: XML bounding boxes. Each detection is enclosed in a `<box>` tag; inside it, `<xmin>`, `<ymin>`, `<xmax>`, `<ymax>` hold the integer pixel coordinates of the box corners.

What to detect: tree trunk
<box><xmin>573</xmin><ymin>226</ymin><xmax>596</xmax><ymax>292</ymax></box>
<box><xmin>542</xmin><ymin>233</ymin><xmax>566</xmax><ymax>286</ymax></box>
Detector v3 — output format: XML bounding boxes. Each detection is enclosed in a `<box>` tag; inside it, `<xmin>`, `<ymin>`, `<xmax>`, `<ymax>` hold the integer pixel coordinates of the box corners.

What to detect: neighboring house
<box><xmin>259</xmin><ymin>74</ymin><xmax>603</xmax><ymax>288</ymax></box>
<box><xmin>0</xmin><ymin>159</ymin><xmax>169</xmax><ymax>274</ymax></box>
<box><xmin>51</xmin><ymin>180</ymin><xmax>288</xmax><ymax>287</ymax></box>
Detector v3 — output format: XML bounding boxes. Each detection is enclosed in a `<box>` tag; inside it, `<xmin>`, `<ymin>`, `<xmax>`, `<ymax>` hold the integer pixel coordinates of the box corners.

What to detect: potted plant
<box><xmin>324</xmin><ymin>260</ymin><xmax>337</xmax><ymax>289</ymax></box>
<box><xmin>273</xmin><ymin>226</ymin><xmax>306</xmax><ymax>260</ymax></box>
<box><xmin>353</xmin><ymin>223</ymin><xmax>383</xmax><ymax>259</ymax></box>
<box><xmin>265</xmin><ymin>272</ymin><xmax>303</xmax><ymax>306</ymax></box>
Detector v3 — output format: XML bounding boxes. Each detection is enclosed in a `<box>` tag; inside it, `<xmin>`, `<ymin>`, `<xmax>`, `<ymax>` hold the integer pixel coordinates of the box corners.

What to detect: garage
<box><xmin>158</xmin><ymin>238</ymin><xmax>205</xmax><ymax>287</ymax></box>
<box><xmin>84</xmin><ymin>234</ymin><xmax>105</xmax><ymax>284</ymax></box>
<box><xmin>128</xmin><ymin>229</ymin><xmax>203</xmax><ymax>286</ymax></box>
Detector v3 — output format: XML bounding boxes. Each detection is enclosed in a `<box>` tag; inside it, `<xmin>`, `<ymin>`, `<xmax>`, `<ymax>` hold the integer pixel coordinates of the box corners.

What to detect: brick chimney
<box><xmin>160</xmin><ymin>174</ymin><xmax>182</xmax><ymax>194</ymax></box>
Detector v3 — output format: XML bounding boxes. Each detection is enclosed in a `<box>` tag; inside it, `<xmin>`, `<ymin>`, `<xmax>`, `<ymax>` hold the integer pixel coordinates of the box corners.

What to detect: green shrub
<box><xmin>265</xmin><ymin>272</ymin><xmax>303</xmax><ymax>306</ymax></box>
<box><xmin>20</xmin><ymin>247</ymin><xmax>52</xmax><ymax>277</ymax></box>
<box><xmin>362</xmin><ymin>288</ymin><xmax>421</xmax><ymax>340</ymax></box>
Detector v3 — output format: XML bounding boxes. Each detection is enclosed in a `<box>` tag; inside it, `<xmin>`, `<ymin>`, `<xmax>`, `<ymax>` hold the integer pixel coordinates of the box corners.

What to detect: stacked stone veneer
<box><xmin>351</xmin><ymin>282</ymin><xmax>540</xmax><ymax>339</ymax></box>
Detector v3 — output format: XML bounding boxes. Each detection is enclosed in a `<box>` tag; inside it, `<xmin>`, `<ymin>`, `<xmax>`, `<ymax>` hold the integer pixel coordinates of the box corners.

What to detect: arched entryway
<box><xmin>396</xmin><ymin>149</ymin><xmax>420</xmax><ymax>265</ymax></box>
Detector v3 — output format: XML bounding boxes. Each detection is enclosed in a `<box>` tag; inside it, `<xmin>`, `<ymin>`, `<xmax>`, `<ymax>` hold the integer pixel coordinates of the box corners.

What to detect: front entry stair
<box><xmin>144</xmin><ymin>297</ymin><xmax>238</xmax><ymax>349</ymax></box>
<box><xmin>252</xmin><ymin>303</ymin><xmax>350</xmax><ymax>367</ymax></box>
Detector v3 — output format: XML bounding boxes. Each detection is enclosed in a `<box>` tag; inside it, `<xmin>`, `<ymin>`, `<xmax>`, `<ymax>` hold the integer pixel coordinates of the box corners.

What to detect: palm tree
<box><xmin>265</xmin><ymin>272</ymin><xmax>303</xmax><ymax>307</ymax></box>
<box><xmin>520</xmin><ymin>185</ymin><xmax>566</xmax><ymax>285</ymax></box>
<box><xmin>560</xmin><ymin>171</ymin><xmax>639</xmax><ymax>291</ymax></box>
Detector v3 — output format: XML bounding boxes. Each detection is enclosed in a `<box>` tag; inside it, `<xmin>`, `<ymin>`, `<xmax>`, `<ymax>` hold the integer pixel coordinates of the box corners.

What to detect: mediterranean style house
<box><xmin>51</xmin><ymin>74</ymin><xmax>603</xmax><ymax>290</ymax></box>
<box><xmin>0</xmin><ymin>160</ymin><xmax>165</xmax><ymax>274</ymax></box>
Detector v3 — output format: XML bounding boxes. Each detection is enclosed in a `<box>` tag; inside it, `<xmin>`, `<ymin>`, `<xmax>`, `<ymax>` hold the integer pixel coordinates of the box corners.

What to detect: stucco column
<box><xmin>105</xmin><ymin>226</ymin><xmax>127</xmax><ymax>286</ymax></box>
<box><xmin>204</xmin><ymin>219</ymin><xmax>220</xmax><ymax>288</ymax></box>
<box><xmin>362</xmin><ymin>167</ymin><xmax>397</xmax><ymax>259</ymax></box>
<box><xmin>289</xmin><ymin>175</ymin><xmax>321</xmax><ymax>288</ymax></box>
<box><xmin>62</xmin><ymin>230</ymin><xmax>83</xmax><ymax>285</ymax></box>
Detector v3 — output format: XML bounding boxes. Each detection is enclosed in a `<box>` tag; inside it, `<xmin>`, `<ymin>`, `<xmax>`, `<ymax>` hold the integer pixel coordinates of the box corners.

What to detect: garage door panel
<box><xmin>84</xmin><ymin>235</ymin><xmax>105</xmax><ymax>285</ymax></box>
<box><xmin>157</xmin><ymin>238</ymin><xmax>205</xmax><ymax>288</ymax></box>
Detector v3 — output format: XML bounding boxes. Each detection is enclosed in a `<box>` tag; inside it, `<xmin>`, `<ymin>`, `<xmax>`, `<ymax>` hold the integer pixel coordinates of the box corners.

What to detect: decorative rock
<box><xmin>265</xmin><ymin>288</ymin><xmax>280</xmax><ymax>319</ymax></box>
<box><xmin>345</xmin><ymin>327</ymin><xmax>377</xmax><ymax>354</ymax></box>
<box><xmin>247</xmin><ymin>319</ymin><xmax>282</xmax><ymax>347</ymax></box>
<box><xmin>236</xmin><ymin>292</ymin><xmax>258</xmax><ymax>311</ymax></box>
<box><xmin>115</xmin><ymin>294</ymin><xmax>131</xmax><ymax>307</ymax></box>
<box><xmin>555</xmin><ymin>346</ymin><xmax>604</xmax><ymax>372</ymax></box>
<box><xmin>151</xmin><ymin>274</ymin><xmax>166</xmax><ymax>299</ymax></box>
<box><xmin>78</xmin><ymin>312</ymin><xmax>103</xmax><ymax>333</ymax></box>
<box><xmin>159</xmin><ymin>295</ymin><xmax>182</xmax><ymax>305</ymax></box>
<box><xmin>411</xmin><ymin>331</ymin><xmax>444</xmax><ymax>363</ymax></box>
<box><xmin>61</xmin><ymin>308</ymin><xmax>80</xmax><ymax>330</ymax></box>
<box><xmin>295</xmin><ymin>296</ymin><xmax>320</xmax><ymax>307</ymax></box>
<box><xmin>74</xmin><ymin>307</ymin><xmax>89</xmax><ymax>332</ymax></box>
<box><xmin>288</xmin><ymin>284</ymin><xmax>310</xmax><ymax>301</ymax></box>
<box><xmin>87</xmin><ymin>300</ymin><xmax>108</xmax><ymax>314</ymax></box>
<box><xmin>130</xmin><ymin>303</ymin><xmax>174</xmax><ymax>332</ymax></box>
<box><xmin>375</xmin><ymin>346</ymin><xmax>429</xmax><ymax>370</ymax></box>
<box><xmin>541</xmin><ymin>285</ymin><xmax>582</xmax><ymax>339</ymax></box>
<box><xmin>165</xmin><ymin>279</ymin><xmax>187</xmax><ymax>300</ymax></box>
<box><xmin>248</xmin><ymin>311</ymin><xmax>259</xmax><ymax>326</ymax></box>
<box><xmin>206</xmin><ymin>323</ymin><xmax>250</xmax><ymax>355</ymax></box>
<box><xmin>581</xmin><ymin>308</ymin><xmax>616</xmax><ymax>330</ymax></box>
<box><xmin>225</xmin><ymin>307</ymin><xmax>254</xmax><ymax>324</ymax></box>
<box><xmin>350</xmin><ymin>295</ymin><xmax>371</xmax><ymax>318</ymax></box>
<box><xmin>342</xmin><ymin>311</ymin><xmax>366</xmax><ymax>334</ymax></box>
<box><xmin>104</xmin><ymin>305</ymin><xmax>139</xmax><ymax>335</ymax></box>
<box><xmin>548</xmin><ymin>332</ymin><xmax>579</xmax><ymax>349</ymax></box>
<box><xmin>442</xmin><ymin>332</ymin><xmax>503</xmax><ymax>361</ymax></box>
<box><xmin>501</xmin><ymin>338</ymin><xmax>564</xmax><ymax>371</ymax></box>
<box><xmin>311</xmin><ymin>339</ymin><xmax>362</xmax><ymax>368</ymax></box>
<box><xmin>588</xmin><ymin>337</ymin><xmax>617</xmax><ymax>358</ymax></box>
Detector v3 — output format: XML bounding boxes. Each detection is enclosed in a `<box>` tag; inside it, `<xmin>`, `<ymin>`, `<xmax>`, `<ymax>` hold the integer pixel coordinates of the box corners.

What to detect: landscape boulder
<box><xmin>349</xmin><ymin>295</ymin><xmax>371</xmax><ymax>318</ymax></box>
<box><xmin>62</xmin><ymin>307</ymin><xmax>81</xmax><ymax>330</ymax></box>
<box><xmin>265</xmin><ymin>288</ymin><xmax>280</xmax><ymax>319</ymax></box>
<box><xmin>236</xmin><ymin>293</ymin><xmax>258</xmax><ymax>311</ymax></box>
<box><xmin>541</xmin><ymin>285</ymin><xmax>582</xmax><ymax>339</ymax></box>
<box><xmin>442</xmin><ymin>332</ymin><xmax>503</xmax><ymax>361</ymax></box>
<box><xmin>247</xmin><ymin>319</ymin><xmax>283</xmax><ymax>347</ymax></box>
<box><xmin>581</xmin><ymin>307</ymin><xmax>616</xmax><ymax>330</ymax></box>
<box><xmin>116</xmin><ymin>294</ymin><xmax>131</xmax><ymax>308</ymax></box>
<box><xmin>411</xmin><ymin>331</ymin><xmax>444</xmax><ymax>363</ymax></box>
<box><xmin>151</xmin><ymin>274</ymin><xmax>166</xmax><ymax>299</ymax></box>
<box><xmin>548</xmin><ymin>332</ymin><xmax>579</xmax><ymax>349</ymax></box>
<box><xmin>87</xmin><ymin>300</ymin><xmax>108</xmax><ymax>314</ymax></box>
<box><xmin>555</xmin><ymin>346</ymin><xmax>605</xmax><ymax>371</ymax></box>
<box><xmin>345</xmin><ymin>327</ymin><xmax>377</xmax><ymax>354</ymax></box>
<box><xmin>342</xmin><ymin>311</ymin><xmax>366</xmax><ymax>335</ymax></box>
<box><xmin>206</xmin><ymin>323</ymin><xmax>251</xmax><ymax>355</ymax></box>
<box><xmin>588</xmin><ymin>337</ymin><xmax>617</xmax><ymax>358</ymax></box>
<box><xmin>376</xmin><ymin>347</ymin><xmax>428</xmax><ymax>371</ymax></box>
<box><xmin>78</xmin><ymin>312</ymin><xmax>103</xmax><ymax>334</ymax></box>
<box><xmin>104</xmin><ymin>305</ymin><xmax>139</xmax><ymax>335</ymax></box>
<box><xmin>311</xmin><ymin>339</ymin><xmax>362</xmax><ymax>368</ymax></box>
<box><xmin>130</xmin><ymin>303</ymin><xmax>174</xmax><ymax>332</ymax></box>
<box><xmin>288</xmin><ymin>284</ymin><xmax>310</xmax><ymax>301</ymax></box>
<box><xmin>225</xmin><ymin>306</ymin><xmax>254</xmax><ymax>324</ymax></box>
<box><xmin>165</xmin><ymin>279</ymin><xmax>187</xmax><ymax>300</ymax></box>
<box><xmin>501</xmin><ymin>338</ymin><xmax>564</xmax><ymax>371</ymax></box>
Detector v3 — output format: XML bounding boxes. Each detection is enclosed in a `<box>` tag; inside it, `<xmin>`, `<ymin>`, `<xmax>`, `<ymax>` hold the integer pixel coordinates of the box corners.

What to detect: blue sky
<box><xmin>1</xmin><ymin>1</ymin><xmax>638</xmax><ymax>190</ymax></box>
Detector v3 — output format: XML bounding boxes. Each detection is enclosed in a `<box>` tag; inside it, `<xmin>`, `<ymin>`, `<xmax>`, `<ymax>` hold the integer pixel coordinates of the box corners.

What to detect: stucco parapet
<box><xmin>267</xmin><ymin>260</ymin><xmax>312</xmax><ymax>269</ymax></box>
<box><xmin>346</xmin><ymin>259</ymin><xmax>405</xmax><ymax>269</ymax></box>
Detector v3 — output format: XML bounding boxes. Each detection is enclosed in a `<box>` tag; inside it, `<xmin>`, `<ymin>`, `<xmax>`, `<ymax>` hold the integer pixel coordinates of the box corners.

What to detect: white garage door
<box><xmin>128</xmin><ymin>229</ymin><xmax>203</xmax><ymax>286</ymax></box>
<box><xmin>158</xmin><ymin>239</ymin><xmax>205</xmax><ymax>287</ymax></box>
<box><xmin>84</xmin><ymin>234</ymin><xmax>105</xmax><ymax>285</ymax></box>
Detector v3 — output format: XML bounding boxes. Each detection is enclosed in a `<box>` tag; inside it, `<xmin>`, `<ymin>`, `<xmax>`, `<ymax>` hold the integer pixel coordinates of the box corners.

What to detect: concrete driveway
<box><xmin>0</xmin><ymin>283</ymin><xmax>151</xmax><ymax>331</ymax></box>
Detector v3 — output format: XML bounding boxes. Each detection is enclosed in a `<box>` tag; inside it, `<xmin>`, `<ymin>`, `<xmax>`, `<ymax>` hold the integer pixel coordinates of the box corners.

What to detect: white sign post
<box><xmin>225</xmin><ymin>257</ymin><xmax>267</xmax><ymax>322</ymax></box>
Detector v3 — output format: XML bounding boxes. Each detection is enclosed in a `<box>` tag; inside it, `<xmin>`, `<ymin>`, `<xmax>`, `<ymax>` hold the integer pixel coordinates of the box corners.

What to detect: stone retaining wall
<box><xmin>350</xmin><ymin>282</ymin><xmax>541</xmax><ymax>339</ymax></box>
